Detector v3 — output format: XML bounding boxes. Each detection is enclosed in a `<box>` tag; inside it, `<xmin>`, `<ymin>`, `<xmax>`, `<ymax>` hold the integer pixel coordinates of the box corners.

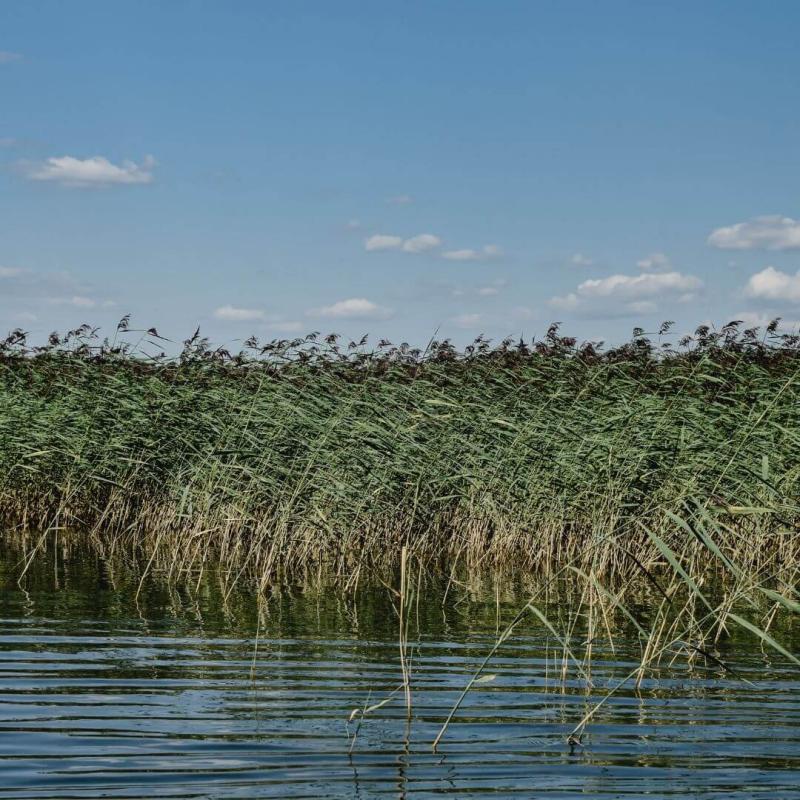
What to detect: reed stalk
<box><xmin>0</xmin><ymin>318</ymin><xmax>797</xmax><ymax>590</ymax></box>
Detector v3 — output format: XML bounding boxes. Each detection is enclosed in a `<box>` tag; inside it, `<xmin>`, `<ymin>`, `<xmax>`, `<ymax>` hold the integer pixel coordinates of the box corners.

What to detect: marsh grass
<box><xmin>0</xmin><ymin>317</ymin><xmax>798</xmax><ymax>595</ymax></box>
<box><xmin>424</xmin><ymin>498</ymin><xmax>799</xmax><ymax>748</ymax></box>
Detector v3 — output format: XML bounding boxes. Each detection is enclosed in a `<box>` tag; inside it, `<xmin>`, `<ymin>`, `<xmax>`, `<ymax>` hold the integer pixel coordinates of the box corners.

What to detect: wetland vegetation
<box><xmin>1</xmin><ymin>317</ymin><xmax>799</xmax><ymax>796</ymax></box>
<box><xmin>1</xmin><ymin>317</ymin><xmax>798</xmax><ymax>585</ymax></box>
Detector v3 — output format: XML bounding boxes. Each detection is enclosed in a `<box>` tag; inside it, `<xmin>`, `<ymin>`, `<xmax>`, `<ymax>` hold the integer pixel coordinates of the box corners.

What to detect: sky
<box><xmin>2</xmin><ymin>0</ymin><xmax>800</xmax><ymax>348</ymax></box>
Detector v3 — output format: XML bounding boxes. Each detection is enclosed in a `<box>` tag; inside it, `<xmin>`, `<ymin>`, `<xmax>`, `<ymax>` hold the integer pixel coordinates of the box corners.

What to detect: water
<box><xmin>1</xmin><ymin>544</ymin><xmax>799</xmax><ymax>798</ymax></box>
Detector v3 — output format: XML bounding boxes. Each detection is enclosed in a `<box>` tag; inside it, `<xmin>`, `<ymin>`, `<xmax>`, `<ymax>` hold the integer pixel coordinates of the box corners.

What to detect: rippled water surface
<box><xmin>1</xmin><ymin>544</ymin><xmax>799</xmax><ymax>798</ymax></box>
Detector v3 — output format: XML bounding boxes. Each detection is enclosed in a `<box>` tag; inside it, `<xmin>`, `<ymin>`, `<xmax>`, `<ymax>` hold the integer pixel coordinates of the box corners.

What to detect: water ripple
<box><xmin>1</xmin><ymin>570</ymin><xmax>799</xmax><ymax>798</ymax></box>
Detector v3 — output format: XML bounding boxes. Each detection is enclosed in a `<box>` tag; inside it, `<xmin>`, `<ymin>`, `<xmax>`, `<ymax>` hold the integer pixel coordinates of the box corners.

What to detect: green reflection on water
<box><xmin>1</xmin><ymin>537</ymin><xmax>799</xmax><ymax>799</ymax></box>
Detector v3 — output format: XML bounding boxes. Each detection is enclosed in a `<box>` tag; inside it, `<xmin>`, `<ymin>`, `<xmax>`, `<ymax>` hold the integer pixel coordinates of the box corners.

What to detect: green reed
<box><xmin>0</xmin><ymin>318</ymin><xmax>798</xmax><ymax>591</ymax></box>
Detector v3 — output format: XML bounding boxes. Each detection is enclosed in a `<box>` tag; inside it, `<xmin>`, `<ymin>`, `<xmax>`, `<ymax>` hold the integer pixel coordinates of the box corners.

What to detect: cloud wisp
<box><xmin>47</xmin><ymin>296</ymin><xmax>115</xmax><ymax>309</ymax></box>
<box><xmin>364</xmin><ymin>234</ymin><xmax>503</xmax><ymax>261</ymax></box>
<box><xmin>213</xmin><ymin>305</ymin><xmax>266</xmax><ymax>322</ymax></box>
<box><xmin>708</xmin><ymin>216</ymin><xmax>800</xmax><ymax>251</ymax></box>
<box><xmin>636</xmin><ymin>252</ymin><xmax>671</xmax><ymax>272</ymax></box>
<box><xmin>212</xmin><ymin>306</ymin><xmax>307</xmax><ymax>332</ymax></box>
<box><xmin>364</xmin><ymin>234</ymin><xmax>404</xmax><ymax>252</ymax></box>
<box><xmin>550</xmin><ymin>271</ymin><xmax>703</xmax><ymax>316</ymax></box>
<box><xmin>24</xmin><ymin>155</ymin><xmax>156</xmax><ymax>188</ymax></box>
<box><xmin>0</xmin><ymin>264</ymin><xmax>119</xmax><ymax>325</ymax></box>
<box><xmin>442</xmin><ymin>244</ymin><xmax>503</xmax><ymax>262</ymax></box>
<box><xmin>1</xmin><ymin>265</ymin><xmax>96</xmax><ymax>300</ymax></box>
<box><xmin>0</xmin><ymin>51</ymin><xmax>21</xmax><ymax>64</ymax></box>
<box><xmin>307</xmin><ymin>297</ymin><xmax>393</xmax><ymax>320</ymax></box>
<box><xmin>451</xmin><ymin>313</ymin><xmax>483</xmax><ymax>328</ymax></box>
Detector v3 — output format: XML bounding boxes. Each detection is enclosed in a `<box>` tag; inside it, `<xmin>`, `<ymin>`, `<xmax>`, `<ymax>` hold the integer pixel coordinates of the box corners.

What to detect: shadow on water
<box><xmin>1</xmin><ymin>538</ymin><xmax>799</xmax><ymax>798</ymax></box>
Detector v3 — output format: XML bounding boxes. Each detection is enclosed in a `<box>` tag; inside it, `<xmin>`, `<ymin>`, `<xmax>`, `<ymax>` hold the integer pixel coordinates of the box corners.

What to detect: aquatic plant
<box><xmin>0</xmin><ymin>318</ymin><xmax>798</xmax><ymax>594</ymax></box>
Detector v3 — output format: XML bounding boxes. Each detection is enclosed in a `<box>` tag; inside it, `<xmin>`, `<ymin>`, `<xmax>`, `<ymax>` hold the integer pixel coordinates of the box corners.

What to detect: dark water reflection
<box><xmin>1</xmin><ymin>543</ymin><xmax>799</xmax><ymax>798</ymax></box>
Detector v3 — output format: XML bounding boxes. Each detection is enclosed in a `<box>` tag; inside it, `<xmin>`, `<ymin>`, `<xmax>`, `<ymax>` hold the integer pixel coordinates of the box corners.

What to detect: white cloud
<box><xmin>12</xmin><ymin>311</ymin><xmax>37</xmax><ymax>323</ymax></box>
<box><xmin>386</xmin><ymin>194</ymin><xmax>413</xmax><ymax>205</ymax></box>
<box><xmin>307</xmin><ymin>297</ymin><xmax>393</xmax><ymax>320</ymax></box>
<box><xmin>549</xmin><ymin>292</ymin><xmax>580</xmax><ymax>311</ymax></box>
<box><xmin>636</xmin><ymin>252</ymin><xmax>671</xmax><ymax>271</ymax></box>
<box><xmin>0</xmin><ymin>266</ymin><xmax>25</xmax><ymax>278</ymax></box>
<box><xmin>549</xmin><ymin>271</ymin><xmax>703</xmax><ymax>316</ymax></box>
<box><xmin>402</xmin><ymin>233</ymin><xmax>441</xmax><ymax>253</ymax></box>
<box><xmin>578</xmin><ymin>271</ymin><xmax>702</xmax><ymax>299</ymax></box>
<box><xmin>442</xmin><ymin>244</ymin><xmax>503</xmax><ymax>262</ymax></box>
<box><xmin>345</xmin><ymin>219</ymin><xmax>361</xmax><ymax>230</ymax></box>
<box><xmin>47</xmin><ymin>295</ymin><xmax>98</xmax><ymax>308</ymax></box>
<box><xmin>743</xmin><ymin>266</ymin><xmax>800</xmax><ymax>303</ymax></box>
<box><xmin>25</xmin><ymin>155</ymin><xmax>156</xmax><ymax>187</ymax></box>
<box><xmin>0</xmin><ymin>52</ymin><xmax>21</xmax><ymax>64</ymax></box>
<box><xmin>571</xmin><ymin>253</ymin><xmax>593</xmax><ymax>267</ymax></box>
<box><xmin>365</xmin><ymin>233</ymin><xmax>442</xmax><ymax>254</ymax></box>
<box><xmin>708</xmin><ymin>215</ymin><xmax>800</xmax><ymax>251</ymax></box>
<box><xmin>213</xmin><ymin>305</ymin><xmax>266</xmax><ymax>321</ymax></box>
<box><xmin>364</xmin><ymin>236</ymin><xmax>500</xmax><ymax>259</ymax></box>
<box><xmin>451</xmin><ymin>313</ymin><xmax>483</xmax><ymax>328</ymax></box>
<box><xmin>364</xmin><ymin>234</ymin><xmax>404</xmax><ymax>252</ymax></box>
<box><xmin>442</xmin><ymin>249</ymin><xmax>478</xmax><ymax>261</ymax></box>
<box><xmin>451</xmin><ymin>278</ymin><xmax>506</xmax><ymax>298</ymax></box>
<box><xmin>442</xmin><ymin>249</ymin><xmax>481</xmax><ymax>261</ymax></box>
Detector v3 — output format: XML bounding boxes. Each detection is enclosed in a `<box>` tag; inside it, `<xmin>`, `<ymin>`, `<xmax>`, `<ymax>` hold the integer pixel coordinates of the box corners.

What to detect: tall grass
<box><xmin>0</xmin><ymin>318</ymin><xmax>798</xmax><ymax>590</ymax></box>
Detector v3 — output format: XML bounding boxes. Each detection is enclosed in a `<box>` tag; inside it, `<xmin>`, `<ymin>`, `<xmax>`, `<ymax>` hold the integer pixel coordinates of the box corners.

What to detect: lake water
<box><xmin>1</xmin><ymin>542</ymin><xmax>799</xmax><ymax>798</ymax></box>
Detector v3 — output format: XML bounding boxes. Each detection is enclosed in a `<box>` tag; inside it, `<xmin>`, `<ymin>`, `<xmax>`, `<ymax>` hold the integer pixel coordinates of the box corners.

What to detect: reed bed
<box><xmin>0</xmin><ymin>318</ymin><xmax>798</xmax><ymax>594</ymax></box>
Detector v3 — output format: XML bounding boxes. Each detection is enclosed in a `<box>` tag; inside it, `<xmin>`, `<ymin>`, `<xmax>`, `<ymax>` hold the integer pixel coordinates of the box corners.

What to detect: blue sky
<box><xmin>2</xmin><ymin>1</ymin><xmax>800</xmax><ymax>347</ymax></box>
